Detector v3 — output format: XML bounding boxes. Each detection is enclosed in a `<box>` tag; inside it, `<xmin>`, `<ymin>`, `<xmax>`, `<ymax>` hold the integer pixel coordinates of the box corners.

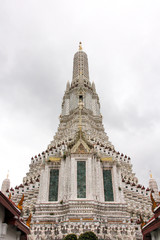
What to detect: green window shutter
<box><xmin>49</xmin><ymin>169</ymin><xmax>59</xmax><ymax>201</ymax></box>
<box><xmin>103</xmin><ymin>169</ymin><xmax>114</xmax><ymax>201</ymax></box>
<box><xmin>77</xmin><ymin>161</ymin><xmax>86</xmax><ymax>198</ymax></box>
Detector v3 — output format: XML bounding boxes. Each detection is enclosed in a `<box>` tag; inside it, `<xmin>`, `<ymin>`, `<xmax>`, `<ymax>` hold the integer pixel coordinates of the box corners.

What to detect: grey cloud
<box><xmin>0</xmin><ymin>0</ymin><xmax>160</xmax><ymax>189</ymax></box>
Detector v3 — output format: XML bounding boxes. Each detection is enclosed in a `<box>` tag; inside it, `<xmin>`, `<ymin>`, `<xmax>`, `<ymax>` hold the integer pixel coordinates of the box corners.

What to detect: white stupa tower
<box><xmin>149</xmin><ymin>173</ymin><xmax>160</xmax><ymax>202</ymax></box>
<box><xmin>1</xmin><ymin>172</ymin><xmax>10</xmax><ymax>194</ymax></box>
<box><xmin>1</xmin><ymin>43</ymin><xmax>158</xmax><ymax>240</ymax></box>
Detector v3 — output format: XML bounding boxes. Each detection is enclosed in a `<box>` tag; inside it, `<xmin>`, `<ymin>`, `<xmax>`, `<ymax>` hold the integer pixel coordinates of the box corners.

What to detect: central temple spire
<box><xmin>72</xmin><ymin>42</ymin><xmax>90</xmax><ymax>86</ymax></box>
<box><xmin>53</xmin><ymin>44</ymin><xmax>113</xmax><ymax>148</ymax></box>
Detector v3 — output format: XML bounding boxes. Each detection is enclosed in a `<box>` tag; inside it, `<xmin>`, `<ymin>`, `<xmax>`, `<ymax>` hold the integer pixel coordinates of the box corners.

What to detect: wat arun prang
<box><xmin>2</xmin><ymin>43</ymin><xmax>160</xmax><ymax>240</ymax></box>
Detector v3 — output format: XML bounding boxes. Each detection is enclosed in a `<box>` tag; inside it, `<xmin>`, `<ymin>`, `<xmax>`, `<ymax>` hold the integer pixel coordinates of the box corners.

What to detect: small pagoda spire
<box><xmin>149</xmin><ymin>172</ymin><xmax>160</xmax><ymax>202</ymax></box>
<box><xmin>150</xmin><ymin>192</ymin><xmax>158</xmax><ymax>212</ymax></box>
<box><xmin>7</xmin><ymin>170</ymin><xmax>9</xmax><ymax>179</ymax></box>
<box><xmin>1</xmin><ymin>171</ymin><xmax>10</xmax><ymax>194</ymax></box>
<box><xmin>66</xmin><ymin>81</ymin><xmax>70</xmax><ymax>91</ymax></box>
<box><xmin>92</xmin><ymin>81</ymin><xmax>96</xmax><ymax>92</ymax></box>
<box><xmin>72</xmin><ymin>42</ymin><xmax>89</xmax><ymax>84</ymax></box>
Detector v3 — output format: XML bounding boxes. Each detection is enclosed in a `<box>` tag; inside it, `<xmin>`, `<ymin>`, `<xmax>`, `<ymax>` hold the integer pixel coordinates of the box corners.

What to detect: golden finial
<box><xmin>149</xmin><ymin>170</ymin><xmax>152</xmax><ymax>178</ymax></box>
<box><xmin>79</xmin><ymin>42</ymin><xmax>82</xmax><ymax>51</ymax></box>
<box><xmin>9</xmin><ymin>192</ymin><xmax>11</xmax><ymax>199</ymax></box>
<box><xmin>17</xmin><ymin>194</ymin><xmax>24</xmax><ymax>211</ymax></box>
<box><xmin>26</xmin><ymin>213</ymin><xmax>32</xmax><ymax>228</ymax></box>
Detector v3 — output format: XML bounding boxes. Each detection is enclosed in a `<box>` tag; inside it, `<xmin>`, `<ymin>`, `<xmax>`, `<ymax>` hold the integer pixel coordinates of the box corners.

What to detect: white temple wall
<box><xmin>151</xmin><ymin>229</ymin><xmax>160</xmax><ymax>240</ymax></box>
<box><xmin>92</xmin><ymin>99</ymin><xmax>97</xmax><ymax>115</ymax></box>
<box><xmin>62</xmin><ymin>98</ymin><xmax>70</xmax><ymax>116</ymax></box>
<box><xmin>117</xmin><ymin>166</ymin><xmax>125</xmax><ymax>203</ymax></box>
<box><xmin>0</xmin><ymin>205</ymin><xmax>21</xmax><ymax>240</ymax></box>
<box><xmin>37</xmin><ymin>165</ymin><xmax>50</xmax><ymax>202</ymax></box>
<box><xmin>95</xmin><ymin>160</ymin><xmax>104</xmax><ymax>202</ymax></box>
<box><xmin>63</xmin><ymin>156</ymin><xmax>107</xmax><ymax>201</ymax></box>
<box><xmin>112</xmin><ymin>164</ymin><xmax>118</xmax><ymax>202</ymax></box>
<box><xmin>5</xmin><ymin>227</ymin><xmax>21</xmax><ymax>240</ymax></box>
<box><xmin>92</xmin><ymin>98</ymin><xmax>100</xmax><ymax>116</ymax></box>
<box><xmin>69</xmin><ymin>93</ymin><xmax>78</xmax><ymax>111</ymax></box>
<box><xmin>96</xmin><ymin>101</ymin><xmax>100</xmax><ymax>115</ymax></box>
<box><xmin>99</xmin><ymin>162</ymin><xmax>105</xmax><ymax>201</ymax></box>
<box><xmin>85</xmin><ymin>92</ymin><xmax>92</xmax><ymax>111</ymax></box>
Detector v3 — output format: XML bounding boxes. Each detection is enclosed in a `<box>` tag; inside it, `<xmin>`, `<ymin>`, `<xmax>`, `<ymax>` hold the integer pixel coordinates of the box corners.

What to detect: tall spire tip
<box><xmin>149</xmin><ymin>170</ymin><xmax>152</xmax><ymax>179</ymax></box>
<box><xmin>79</xmin><ymin>42</ymin><xmax>82</xmax><ymax>51</ymax></box>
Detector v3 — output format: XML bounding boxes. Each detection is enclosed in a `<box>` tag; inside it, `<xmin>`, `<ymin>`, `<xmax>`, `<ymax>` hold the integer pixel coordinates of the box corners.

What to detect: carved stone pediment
<box><xmin>71</xmin><ymin>139</ymin><xmax>90</xmax><ymax>154</ymax></box>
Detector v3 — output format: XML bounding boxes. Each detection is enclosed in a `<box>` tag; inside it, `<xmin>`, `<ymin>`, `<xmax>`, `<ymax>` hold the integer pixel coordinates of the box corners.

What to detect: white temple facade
<box><xmin>2</xmin><ymin>43</ymin><xmax>160</xmax><ymax>240</ymax></box>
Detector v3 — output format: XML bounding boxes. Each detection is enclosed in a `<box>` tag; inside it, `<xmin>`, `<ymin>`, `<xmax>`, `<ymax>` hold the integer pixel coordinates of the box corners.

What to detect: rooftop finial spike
<box><xmin>79</xmin><ymin>42</ymin><xmax>82</xmax><ymax>51</ymax></box>
<box><xmin>7</xmin><ymin>170</ymin><xmax>9</xmax><ymax>179</ymax></box>
<box><xmin>149</xmin><ymin>170</ymin><xmax>152</xmax><ymax>178</ymax></box>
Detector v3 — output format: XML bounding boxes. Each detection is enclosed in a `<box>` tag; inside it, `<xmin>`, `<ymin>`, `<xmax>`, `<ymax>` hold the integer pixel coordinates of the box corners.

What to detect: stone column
<box><xmin>112</xmin><ymin>164</ymin><xmax>118</xmax><ymax>202</ymax></box>
<box><xmin>117</xmin><ymin>166</ymin><xmax>125</xmax><ymax>203</ymax></box>
<box><xmin>99</xmin><ymin>162</ymin><xmax>104</xmax><ymax>202</ymax></box>
<box><xmin>58</xmin><ymin>160</ymin><xmax>64</xmax><ymax>201</ymax></box>
<box><xmin>0</xmin><ymin>223</ymin><xmax>7</xmax><ymax>240</ymax></box>
<box><xmin>66</xmin><ymin>156</ymin><xmax>71</xmax><ymax>200</ymax></box>
<box><xmin>91</xmin><ymin>157</ymin><xmax>96</xmax><ymax>201</ymax></box>
<box><xmin>86</xmin><ymin>157</ymin><xmax>92</xmax><ymax>199</ymax></box>
<box><xmin>96</xmin><ymin>159</ymin><xmax>104</xmax><ymax>202</ymax></box>
<box><xmin>95</xmin><ymin>159</ymin><xmax>100</xmax><ymax>201</ymax></box>
<box><xmin>70</xmin><ymin>157</ymin><xmax>77</xmax><ymax>200</ymax></box>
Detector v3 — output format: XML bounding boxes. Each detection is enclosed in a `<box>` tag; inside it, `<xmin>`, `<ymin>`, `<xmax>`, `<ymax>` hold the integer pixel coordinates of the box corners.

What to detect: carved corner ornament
<box><xmin>17</xmin><ymin>194</ymin><xmax>24</xmax><ymax>211</ymax></box>
<box><xmin>140</xmin><ymin>214</ymin><xmax>147</xmax><ymax>229</ymax></box>
<box><xmin>26</xmin><ymin>213</ymin><xmax>32</xmax><ymax>228</ymax></box>
<box><xmin>150</xmin><ymin>192</ymin><xmax>158</xmax><ymax>212</ymax></box>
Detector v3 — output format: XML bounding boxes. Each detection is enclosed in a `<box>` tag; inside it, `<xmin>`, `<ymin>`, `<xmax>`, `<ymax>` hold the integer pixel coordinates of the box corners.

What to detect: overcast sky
<box><xmin>0</xmin><ymin>0</ymin><xmax>160</xmax><ymax>190</ymax></box>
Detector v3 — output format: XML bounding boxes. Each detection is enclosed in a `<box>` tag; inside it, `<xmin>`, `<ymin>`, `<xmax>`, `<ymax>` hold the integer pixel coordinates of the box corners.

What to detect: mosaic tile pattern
<box><xmin>49</xmin><ymin>169</ymin><xmax>59</xmax><ymax>201</ymax></box>
<box><xmin>103</xmin><ymin>169</ymin><xmax>114</xmax><ymax>201</ymax></box>
<box><xmin>77</xmin><ymin>161</ymin><xmax>86</xmax><ymax>198</ymax></box>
